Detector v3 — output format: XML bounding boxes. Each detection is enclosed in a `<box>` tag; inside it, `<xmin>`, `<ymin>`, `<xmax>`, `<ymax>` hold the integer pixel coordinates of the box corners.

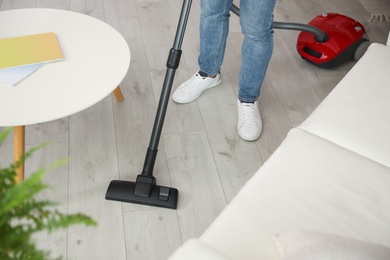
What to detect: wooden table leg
<box><xmin>14</xmin><ymin>126</ymin><xmax>25</xmax><ymax>183</ymax></box>
<box><xmin>113</xmin><ymin>86</ymin><xmax>124</xmax><ymax>102</ymax></box>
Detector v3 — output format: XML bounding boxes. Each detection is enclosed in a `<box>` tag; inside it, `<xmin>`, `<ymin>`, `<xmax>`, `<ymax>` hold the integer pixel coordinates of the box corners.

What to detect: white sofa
<box><xmin>168</xmin><ymin>36</ymin><xmax>390</xmax><ymax>259</ymax></box>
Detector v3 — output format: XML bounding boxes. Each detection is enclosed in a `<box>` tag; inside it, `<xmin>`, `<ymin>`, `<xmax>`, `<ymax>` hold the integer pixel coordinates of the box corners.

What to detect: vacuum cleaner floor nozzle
<box><xmin>105</xmin><ymin>180</ymin><xmax>178</xmax><ymax>209</ymax></box>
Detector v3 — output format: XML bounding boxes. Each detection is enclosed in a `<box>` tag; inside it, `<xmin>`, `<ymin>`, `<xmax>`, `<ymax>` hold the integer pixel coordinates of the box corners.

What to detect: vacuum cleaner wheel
<box><xmin>354</xmin><ymin>39</ymin><xmax>370</xmax><ymax>61</ymax></box>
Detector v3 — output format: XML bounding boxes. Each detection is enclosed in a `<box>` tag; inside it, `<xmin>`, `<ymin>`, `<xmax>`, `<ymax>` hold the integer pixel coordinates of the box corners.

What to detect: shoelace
<box><xmin>182</xmin><ymin>73</ymin><xmax>207</xmax><ymax>92</ymax></box>
<box><xmin>240</xmin><ymin>103</ymin><xmax>256</xmax><ymax>125</ymax></box>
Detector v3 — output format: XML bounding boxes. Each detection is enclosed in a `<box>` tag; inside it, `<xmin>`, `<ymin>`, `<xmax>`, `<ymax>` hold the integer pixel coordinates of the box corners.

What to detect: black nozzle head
<box><xmin>105</xmin><ymin>178</ymin><xmax>178</xmax><ymax>209</ymax></box>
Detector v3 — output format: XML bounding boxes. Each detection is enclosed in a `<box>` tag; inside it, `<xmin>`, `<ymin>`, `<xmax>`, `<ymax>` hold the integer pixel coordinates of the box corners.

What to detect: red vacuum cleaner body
<box><xmin>297</xmin><ymin>13</ymin><xmax>368</xmax><ymax>68</ymax></box>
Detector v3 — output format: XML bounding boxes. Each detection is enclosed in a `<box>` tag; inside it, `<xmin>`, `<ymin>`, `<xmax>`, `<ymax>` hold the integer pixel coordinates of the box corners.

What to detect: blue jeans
<box><xmin>199</xmin><ymin>0</ymin><xmax>276</xmax><ymax>102</ymax></box>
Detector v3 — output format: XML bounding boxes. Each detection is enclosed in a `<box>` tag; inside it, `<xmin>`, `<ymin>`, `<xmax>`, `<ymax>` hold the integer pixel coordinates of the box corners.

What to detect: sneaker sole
<box><xmin>172</xmin><ymin>78</ymin><xmax>222</xmax><ymax>104</ymax></box>
<box><xmin>237</xmin><ymin>129</ymin><xmax>262</xmax><ymax>141</ymax></box>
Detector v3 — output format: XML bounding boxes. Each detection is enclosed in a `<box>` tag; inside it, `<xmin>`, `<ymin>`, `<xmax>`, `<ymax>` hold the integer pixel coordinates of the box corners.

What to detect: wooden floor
<box><xmin>1</xmin><ymin>0</ymin><xmax>389</xmax><ymax>259</ymax></box>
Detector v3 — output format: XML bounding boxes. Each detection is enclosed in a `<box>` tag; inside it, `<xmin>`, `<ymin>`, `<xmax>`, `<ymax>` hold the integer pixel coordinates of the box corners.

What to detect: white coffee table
<box><xmin>0</xmin><ymin>9</ymin><xmax>131</xmax><ymax>182</ymax></box>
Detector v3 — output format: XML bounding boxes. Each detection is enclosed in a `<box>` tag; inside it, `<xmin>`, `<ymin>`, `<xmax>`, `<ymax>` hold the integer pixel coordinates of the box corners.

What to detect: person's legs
<box><xmin>238</xmin><ymin>0</ymin><xmax>276</xmax><ymax>103</ymax></box>
<box><xmin>237</xmin><ymin>0</ymin><xmax>276</xmax><ymax>141</ymax></box>
<box><xmin>198</xmin><ymin>0</ymin><xmax>233</xmax><ymax>76</ymax></box>
<box><xmin>172</xmin><ymin>0</ymin><xmax>232</xmax><ymax>104</ymax></box>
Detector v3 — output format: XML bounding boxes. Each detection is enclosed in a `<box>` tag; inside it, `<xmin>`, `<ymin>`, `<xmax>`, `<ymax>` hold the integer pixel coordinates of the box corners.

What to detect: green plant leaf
<box><xmin>0</xmin><ymin>127</ymin><xmax>12</xmax><ymax>144</ymax></box>
<box><xmin>0</xmin><ymin>130</ymin><xmax>97</xmax><ymax>260</ymax></box>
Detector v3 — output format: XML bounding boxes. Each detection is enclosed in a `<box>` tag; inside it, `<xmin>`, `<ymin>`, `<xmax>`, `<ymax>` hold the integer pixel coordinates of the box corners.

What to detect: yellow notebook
<box><xmin>0</xmin><ymin>32</ymin><xmax>64</xmax><ymax>69</ymax></box>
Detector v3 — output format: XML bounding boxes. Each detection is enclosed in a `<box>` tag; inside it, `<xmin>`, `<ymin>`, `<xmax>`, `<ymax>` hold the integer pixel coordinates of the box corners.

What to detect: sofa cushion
<box><xmin>199</xmin><ymin>129</ymin><xmax>390</xmax><ymax>259</ymax></box>
<box><xmin>298</xmin><ymin>43</ymin><xmax>390</xmax><ymax>167</ymax></box>
<box><xmin>274</xmin><ymin>230</ymin><xmax>390</xmax><ymax>260</ymax></box>
<box><xmin>168</xmin><ymin>239</ymin><xmax>231</xmax><ymax>260</ymax></box>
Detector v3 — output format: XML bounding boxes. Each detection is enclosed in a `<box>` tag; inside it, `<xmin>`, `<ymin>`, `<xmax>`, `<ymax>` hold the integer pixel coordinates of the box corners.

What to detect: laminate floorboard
<box><xmin>28</xmin><ymin>142</ymin><xmax>69</xmax><ymax>259</ymax></box>
<box><xmin>67</xmin><ymin>97</ymin><xmax>127</xmax><ymax>260</ymax></box>
<box><xmin>1</xmin><ymin>0</ymin><xmax>389</xmax><ymax>259</ymax></box>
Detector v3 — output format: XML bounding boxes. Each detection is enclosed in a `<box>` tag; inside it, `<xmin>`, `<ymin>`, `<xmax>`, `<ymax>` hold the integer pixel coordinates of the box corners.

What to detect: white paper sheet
<box><xmin>0</xmin><ymin>63</ymin><xmax>44</xmax><ymax>86</ymax></box>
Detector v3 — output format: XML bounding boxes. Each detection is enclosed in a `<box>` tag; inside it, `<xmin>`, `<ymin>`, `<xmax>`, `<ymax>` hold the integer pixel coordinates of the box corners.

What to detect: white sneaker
<box><xmin>172</xmin><ymin>71</ymin><xmax>222</xmax><ymax>103</ymax></box>
<box><xmin>237</xmin><ymin>99</ymin><xmax>262</xmax><ymax>141</ymax></box>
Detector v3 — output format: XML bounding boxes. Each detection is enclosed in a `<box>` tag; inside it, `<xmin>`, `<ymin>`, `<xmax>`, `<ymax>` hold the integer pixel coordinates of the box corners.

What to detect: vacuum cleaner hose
<box><xmin>273</xmin><ymin>22</ymin><xmax>328</xmax><ymax>42</ymax></box>
<box><xmin>230</xmin><ymin>4</ymin><xmax>328</xmax><ymax>43</ymax></box>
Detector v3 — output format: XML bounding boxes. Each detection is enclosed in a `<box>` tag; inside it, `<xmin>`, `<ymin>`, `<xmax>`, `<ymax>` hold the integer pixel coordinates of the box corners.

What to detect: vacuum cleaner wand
<box><xmin>230</xmin><ymin>4</ymin><xmax>328</xmax><ymax>43</ymax></box>
<box><xmin>105</xmin><ymin>0</ymin><xmax>193</xmax><ymax>209</ymax></box>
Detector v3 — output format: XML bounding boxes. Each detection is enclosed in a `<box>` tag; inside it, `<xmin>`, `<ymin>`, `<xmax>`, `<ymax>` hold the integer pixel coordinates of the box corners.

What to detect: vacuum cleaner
<box><xmin>230</xmin><ymin>5</ymin><xmax>369</xmax><ymax>68</ymax></box>
<box><xmin>106</xmin><ymin>1</ymin><xmax>368</xmax><ymax>209</ymax></box>
<box><xmin>296</xmin><ymin>13</ymin><xmax>369</xmax><ymax>68</ymax></box>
